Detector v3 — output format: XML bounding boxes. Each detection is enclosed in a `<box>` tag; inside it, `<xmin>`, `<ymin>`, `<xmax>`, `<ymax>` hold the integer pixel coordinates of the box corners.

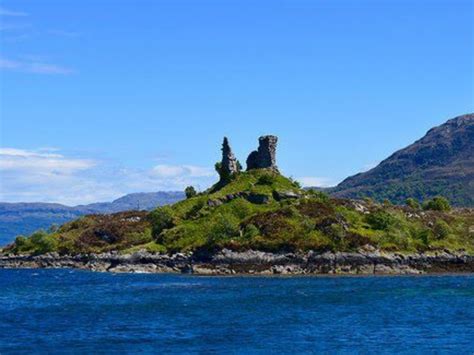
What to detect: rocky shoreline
<box><xmin>1</xmin><ymin>249</ymin><xmax>474</xmax><ymax>275</ymax></box>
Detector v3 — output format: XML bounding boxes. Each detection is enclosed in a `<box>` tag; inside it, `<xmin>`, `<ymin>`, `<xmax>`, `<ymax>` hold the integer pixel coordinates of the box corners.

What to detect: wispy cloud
<box><xmin>0</xmin><ymin>56</ymin><xmax>74</xmax><ymax>75</ymax></box>
<box><xmin>0</xmin><ymin>148</ymin><xmax>216</xmax><ymax>205</ymax></box>
<box><xmin>152</xmin><ymin>164</ymin><xmax>214</xmax><ymax>178</ymax></box>
<box><xmin>297</xmin><ymin>176</ymin><xmax>336</xmax><ymax>188</ymax></box>
<box><xmin>0</xmin><ymin>7</ymin><xmax>28</xmax><ymax>17</ymax></box>
<box><xmin>0</xmin><ymin>148</ymin><xmax>95</xmax><ymax>173</ymax></box>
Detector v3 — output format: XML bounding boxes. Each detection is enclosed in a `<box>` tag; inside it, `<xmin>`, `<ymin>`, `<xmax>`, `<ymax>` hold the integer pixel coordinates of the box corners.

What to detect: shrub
<box><xmin>423</xmin><ymin>196</ymin><xmax>451</xmax><ymax>212</ymax></box>
<box><xmin>185</xmin><ymin>186</ymin><xmax>197</xmax><ymax>199</ymax></box>
<box><xmin>416</xmin><ymin>229</ymin><xmax>431</xmax><ymax>248</ymax></box>
<box><xmin>328</xmin><ymin>224</ymin><xmax>345</xmax><ymax>244</ymax></box>
<box><xmin>14</xmin><ymin>235</ymin><xmax>28</xmax><ymax>247</ymax></box>
<box><xmin>256</xmin><ymin>173</ymin><xmax>275</xmax><ymax>186</ymax></box>
<box><xmin>305</xmin><ymin>231</ymin><xmax>334</xmax><ymax>251</ymax></box>
<box><xmin>236</xmin><ymin>160</ymin><xmax>243</xmax><ymax>171</ymax></box>
<box><xmin>433</xmin><ymin>219</ymin><xmax>451</xmax><ymax>239</ymax></box>
<box><xmin>215</xmin><ymin>162</ymin><xmax>231</xmax><ymax>182</ymax></box>
<box><xmin>366</xmin><ymin>211</ymin><xmax>395</xmax><ymax>231</ymax></box>
<box><xmin>306</xmin><ymin>189</ymin><xmax>330</xmax><ymax>202</ymax></box>
<box><xmin>243</xmin><ymin>224</ymin><xmax>260</xmax><ymax>240</ymax></box>
<box><xmin>184</xmin><ymin>198</ymin><xmax>205</xmax><ymax>219</ymax></box>
<box><xmin>149</xmin><ymin>206</ymin><xmax>175</xmax><ymax>239</ymax></box>
<box><xmin>406</xmin><ymin>198</ymin><xmax>420</xmax><ymax>209</ymax></box>
<box><xmin>29</xmin><ymin>230</ymin><xmax>58</xmax><ymax>254</ymax></box>
<box><xmin>207</xmin><ymin>214</ymin><xmax>240</xmax><ymax>243</ymax></box>
<box><xmin>289</xmin><ymin>177</ymin><xmax>302</xmax><ymax>189</ymax></box>
<box><xmin>13</xmin><ymin>235</ymin><xmax>31</xmax><ymax>253</ymax></box>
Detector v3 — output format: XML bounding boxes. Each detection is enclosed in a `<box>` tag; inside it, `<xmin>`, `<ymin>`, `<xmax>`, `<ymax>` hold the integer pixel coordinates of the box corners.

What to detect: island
<box><xmin>1</xmin><ymin>135</ymin><xmax>473</xmax><ymax>275</ymax></box>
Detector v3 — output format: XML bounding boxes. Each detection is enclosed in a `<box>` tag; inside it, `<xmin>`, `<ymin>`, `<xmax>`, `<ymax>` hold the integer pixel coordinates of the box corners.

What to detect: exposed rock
<box><xmin>221</xmin><ymin>137</ymin><xmax>239</xmax><ymax>176</ymax></box>
<box><xmin>207</xmin><ymin>192</ymin><xmax>252</xmax><ymax>207</ymax></box>
<box><xmin>246</xmin><ymin>193</ymin><xmax>271</xmax><ymax>204</ymax></box>
<box><xmin>1</xmin><ymin>249</ymin><xmax>474</xmax><ymax>275</ymax></box>
<box><xmin>246</xmin><ymin>135</ymin><xmax>279</xmax><ymax>171</ymax></box>
<box><xmin>207</xmin><ymin>199</ymin><xmax>224</xmax><ymax>207</ymax></box>
<box><xmin>273</xmin><ymin>190</ymin><xmax>300</xmax><ymax>201</ymax></box>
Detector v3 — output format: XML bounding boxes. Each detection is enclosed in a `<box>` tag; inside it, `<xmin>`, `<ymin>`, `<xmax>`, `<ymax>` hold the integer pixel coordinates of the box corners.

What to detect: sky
<box><xmin>0</xmin><ymin>0</ymin><xmax>473</xmax><ymax>205</ymax></box>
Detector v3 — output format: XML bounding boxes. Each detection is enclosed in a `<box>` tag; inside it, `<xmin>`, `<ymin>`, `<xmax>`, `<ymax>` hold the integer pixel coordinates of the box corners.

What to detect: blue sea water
<box><xmin>0</xmin><ymin>270</ymin><xmax>473</xmax><ymax>354</ymax></box>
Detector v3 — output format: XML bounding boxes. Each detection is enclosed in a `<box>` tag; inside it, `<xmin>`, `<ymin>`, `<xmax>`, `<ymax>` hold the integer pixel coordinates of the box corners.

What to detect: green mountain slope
<box><xmin>331</xmin><ymin>114</ymin><xmax>474</xmax><ymax>206</ymax></box>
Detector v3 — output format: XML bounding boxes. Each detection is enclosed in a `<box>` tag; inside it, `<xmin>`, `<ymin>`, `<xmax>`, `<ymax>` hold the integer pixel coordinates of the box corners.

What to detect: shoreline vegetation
<box><xmin>1</xmin><ymin>136</ymin><xmax>473</xmax><ymax>275</ymax></box>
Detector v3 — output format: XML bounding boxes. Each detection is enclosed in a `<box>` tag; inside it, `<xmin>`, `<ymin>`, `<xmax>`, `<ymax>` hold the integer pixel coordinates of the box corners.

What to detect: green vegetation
<box><xmin>423</xmin><ymin>196</ymin><xmax>451</xmax><ymax>212</ymax></box>
<box><xmin>184</xmin><ymin>186</ymin><xmax>197</xmax><ymax>199</ymax></box>
<box><xmin>405</xmin><ymin>198</ymin><xmax>420</xmax><ymax>209</ymax></box>
<box><xmin>3</xmin><ymin>169</ymin><xmax>473</xmax><ymax>255</ymax></box>
<box><xmin>12</xmin><ymin>231</ymin><xmax>58</xmax><ymax>255</ymax></box>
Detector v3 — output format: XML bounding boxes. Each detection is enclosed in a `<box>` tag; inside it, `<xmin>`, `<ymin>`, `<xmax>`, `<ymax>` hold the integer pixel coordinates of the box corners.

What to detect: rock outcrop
<box><xmin>1</xmin><ymin>249</ymin><xmax>473</xmax><ymax>275</ymax></box>
<box><xmin>246</xmin><ymin>135</ymin><xmax>279</xmax><ymax>171</ymax></box>
<box><xmin>221</xmin><ymin>137</ymin><xmax>239</xmax><ymax>176</ymax></box>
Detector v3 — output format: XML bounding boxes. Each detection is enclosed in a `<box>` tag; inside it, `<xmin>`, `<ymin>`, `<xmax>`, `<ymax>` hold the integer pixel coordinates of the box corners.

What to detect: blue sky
<box><xmin>0</xmin><ymin>0</ymin><xmax>472</xmax><ymax>204</ymax></box>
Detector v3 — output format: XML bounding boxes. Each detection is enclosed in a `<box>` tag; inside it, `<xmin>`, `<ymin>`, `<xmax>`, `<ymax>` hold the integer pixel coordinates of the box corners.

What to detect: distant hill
<box><xmin>0</xmin><ymin>192</ymin><xmax>184</xmax><ymax>246</ymax></box>
<box><xmin>331</xmin><ymin>113</ymin><xmax>474</xmax><ymax>206</ymax></box>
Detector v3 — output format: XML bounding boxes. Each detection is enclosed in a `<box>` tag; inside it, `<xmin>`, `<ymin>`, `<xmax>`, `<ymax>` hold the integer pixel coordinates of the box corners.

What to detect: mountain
<box><xmin>331</xmin><ymin>113</ymin><xmax>474</xmax><ymax>206</ymax></box>
<box><xmin>0</xmin><ymin>192</ymin><xmax>184</xmax><ymax>246</ymax></box>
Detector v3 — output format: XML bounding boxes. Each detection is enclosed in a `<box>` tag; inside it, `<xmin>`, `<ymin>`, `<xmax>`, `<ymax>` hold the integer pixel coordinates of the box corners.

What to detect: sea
<box><xmin>0</xmin><ymin>269</ymin><xmax>473</xmax><ymax>353</ymax></box>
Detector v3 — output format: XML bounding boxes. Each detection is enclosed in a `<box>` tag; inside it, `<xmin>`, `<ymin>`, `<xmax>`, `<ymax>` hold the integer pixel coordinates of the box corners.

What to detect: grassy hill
<box><xmin>4</xmin><ymin>169</ymin><xmax>473</xmax><ymax>256</ymax></box>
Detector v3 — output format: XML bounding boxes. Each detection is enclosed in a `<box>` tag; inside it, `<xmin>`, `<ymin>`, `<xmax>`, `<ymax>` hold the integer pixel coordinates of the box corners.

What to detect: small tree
<box><xmin>366</xmin><ymin>210</ymin><xmax>395</xmax><ymax>231</ymax></box>
<box><xmin>29</xmin><ymin>230</ymin><xmax>58</xmax><ymax>254</ymax></box>
<box><xmin>236</xmin><ymin>160</ymin><xmax>243</xmax><ymax>172</ymax></box>
<box><xmin>423</xmin><ymin>196</ymin><xmax>451</xmax><ymax>212</ymax></box>
<box><xmin>307</xmin><ymin>189</ymin><xmax>330</xmax><ymax>202</ymax></box>
<box><xmin>149</xmin><ymin>206</ymin><xmax>174</xmax><ymax>239</ymax></box>
<box><xmin>185</xmin><ymin>186</ymin><xmax>197</xmax><ymax>199</ymax></box>
<box><xmin>207</xmin><ymin>214</ymin><xmax>239</xmax><ymax>244</ymax></box>
<box><xmin>406</xmin><ymin>198</ymin><xmax>420</xmax><ymax>210</ymax></box>
<box><xmin>433</xmin><ymin>219</ymin><xmax>451</xmax><ymax>239</ymax></box>
<box><xmin>256</xmin><ymin>173</ymin><xmax>275</xmax><ymax>186</ymax></box>
<box><xmin>243</xmin><ymin>224</ymin><xmax>260</xmax><ymax>240</ymax></box>
<box><xmin>215</xmin><ymin>162</ymin><xmax>229</xmax><ymax>182</ymax></box>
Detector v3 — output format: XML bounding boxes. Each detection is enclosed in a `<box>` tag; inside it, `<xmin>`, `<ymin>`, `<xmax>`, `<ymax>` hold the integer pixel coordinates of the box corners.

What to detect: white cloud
<box><xmin>0</xmin><ymin>148</ymin><xmax>62</xmax><ymax>158</ymax></box>
<box><xmin>0</xmin><ymin>148</ymin><xmax>216</xmax><ymax>205</ymax></box>
<box><xmin>152</xmin><ymin>164</ymin><xmax>214</xmax><ymax>178</ymax></box>
<box><xmin>0</xmin><ymin>148</ymin><xmax>95</xmax><ymax>173</ymax></box>
<box><xmin>297</xmin><ymin>176</ymin><xmax>336</xmax><ymax>188</ymax></box>
<box><xmin>0</xmin><ymin>7</ymin><xmax>28</xmax><ymax>17</ymax></box>
<box><xmin>0</xmin><ymin>56</ymin><xmax>74</xmax><ymax>75</ymax></box>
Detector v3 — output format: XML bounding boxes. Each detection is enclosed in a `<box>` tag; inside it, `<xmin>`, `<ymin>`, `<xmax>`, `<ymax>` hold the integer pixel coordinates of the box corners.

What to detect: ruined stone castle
<box><xmin>219</xmin><ymin>135</ymin><xmax>278</xmax><ymax>178</ymax></box>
